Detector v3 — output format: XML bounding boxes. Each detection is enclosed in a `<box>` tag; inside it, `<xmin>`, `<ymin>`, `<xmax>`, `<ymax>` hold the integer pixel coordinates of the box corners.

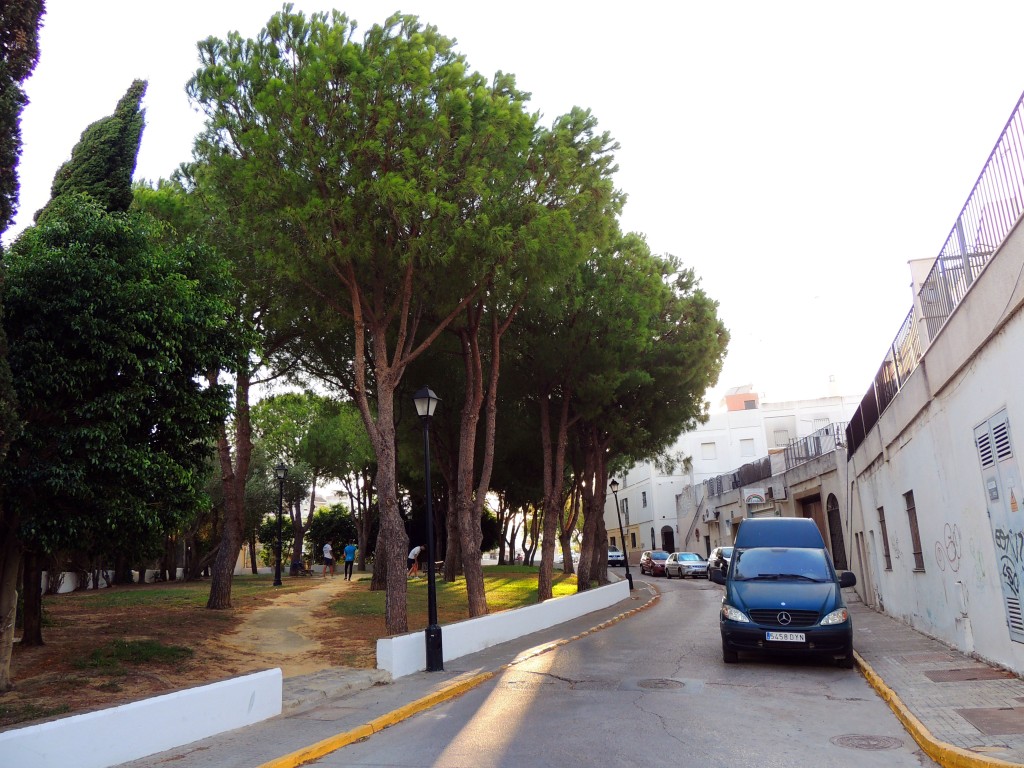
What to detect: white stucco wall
<box><xmin>606</xmin><ymin>397</ymin><xmax>859</xmax><ymax>556</ymax></box>
<box><xmin>849</xmin><ymin>217</ymin><xmax>1024</xmax><ymax>672</ymax></box>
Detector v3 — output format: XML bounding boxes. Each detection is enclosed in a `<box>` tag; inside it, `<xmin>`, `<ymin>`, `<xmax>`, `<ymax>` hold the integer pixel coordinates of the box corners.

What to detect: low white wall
<box><xmin>377</xmin><ymin>580</ymin><xmax>630</xmax><ymax>678</ymax></box>
<box><xmin>0</xmin><ymin>669</ymin><xmax>282</xmax><ymax>768</ymax></box>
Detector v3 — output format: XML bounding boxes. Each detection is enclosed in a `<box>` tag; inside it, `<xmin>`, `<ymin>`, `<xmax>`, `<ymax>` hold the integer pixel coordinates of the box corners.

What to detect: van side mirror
<box><xmin>710</xmin><ymin>569</ymin><xmax>726</xmax><ymax>585</ymax></box>
<box><xmin>839</xmin><ymin>571</ymin><xmax>857</xmax><ymax>588</ymax></box>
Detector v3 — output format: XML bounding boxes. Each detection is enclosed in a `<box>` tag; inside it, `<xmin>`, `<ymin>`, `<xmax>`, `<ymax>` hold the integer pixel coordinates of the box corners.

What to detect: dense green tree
<box><xmin>434</xmin><ymin>105</ymin><xmax>622</xmax><ymax>616</ymax></box>
<box><xmin>134</xmin><ymin>169</ymin><xmax>297</xmax><ymax>610</ymax></box>
<box><xmin>509</xmin><ymin>233</ymin><xmax>728</xmax><ymax>596</ymax></box>
<box><xmin>40</xmin><ymin>80</ymin><xmax>146</xmax><ymax>218</ymax></box>
<box><xmin>0</xmin><ymin>0</ymin><xmax>41</xmax><ymax>691</ymax></box>
<box><xmin>187</xmin><ymin>9</ymin><xmax>543</xmax><ymax>634</ymax></box>
<box><xmin>251</xmin><ymin>392</ymin><xmax>369</xmax><ymax>573</ymax></box>
<box><xmin>306</xmin><ymin>504</ymin><xmax>358</xmax><ymax>565</ymax></box>
<box><xmin>0</xmin><ymin>193</ymin><xmax>238</xmax><ymax>683</ymax></box>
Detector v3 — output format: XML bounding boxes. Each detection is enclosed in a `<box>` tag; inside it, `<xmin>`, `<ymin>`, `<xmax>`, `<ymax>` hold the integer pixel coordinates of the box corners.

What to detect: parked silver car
<box><xmin>607</xmin><ymin>544</ymin><xmax>626</xmax><ymax>566</ymax></box>
<box><xmin>665</xmin><ymin>551</ymin><xmax>709</xmax><ymax>579</ymax></box>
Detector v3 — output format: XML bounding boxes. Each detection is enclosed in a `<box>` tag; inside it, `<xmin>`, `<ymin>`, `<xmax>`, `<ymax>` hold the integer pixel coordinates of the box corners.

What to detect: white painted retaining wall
<box><xmin>40</xmin><ymin>566</ymin><xmax>275</xmax><ymax>593</ymax></box>
<box><xmin>377</xmin><ymin>580</ymin><xmax>630</xmax><ymax>678</ymax></box>
<box><xmin>0</xmin><ymin>669</ymin><xmax>282</xmax><ymax>768</ymax></box>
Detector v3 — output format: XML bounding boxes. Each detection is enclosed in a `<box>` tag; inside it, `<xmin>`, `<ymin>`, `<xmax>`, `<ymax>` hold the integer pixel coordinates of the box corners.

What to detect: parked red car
<box><xmin>639</xmin><ymin>549</ymin><xmax>670</xmax><ymax>576</ymax></box>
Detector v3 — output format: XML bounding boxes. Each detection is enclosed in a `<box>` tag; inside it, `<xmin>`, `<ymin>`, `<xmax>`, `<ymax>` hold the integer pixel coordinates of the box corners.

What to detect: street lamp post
<box><xmin>414</xmin><ymin>386</ymin><xmax>443</xmax><ymax>672</ymax></box>
<box><xmin>274</xmin><ymin>463</ymin><xmax>288</xmax><ymax>587</ymax></box>
<box><xmin>609</xmin><ymin>479</ymin><xmax>634</xmax><ymax>590</ymax></box>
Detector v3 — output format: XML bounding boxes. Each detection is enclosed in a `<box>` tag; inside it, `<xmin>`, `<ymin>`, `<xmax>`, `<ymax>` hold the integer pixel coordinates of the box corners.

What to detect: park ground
<box><xmin>0</xmin><ymin>565</ymin><xmax>575</xmax><ymax>730</ymax></box>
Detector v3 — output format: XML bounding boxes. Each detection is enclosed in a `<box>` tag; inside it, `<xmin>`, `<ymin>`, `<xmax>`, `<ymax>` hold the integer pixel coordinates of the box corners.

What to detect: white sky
<box><xmin>8</xmin><ymin>1</ymin><xmax>1024</xmax><ymax>408</ymax></box>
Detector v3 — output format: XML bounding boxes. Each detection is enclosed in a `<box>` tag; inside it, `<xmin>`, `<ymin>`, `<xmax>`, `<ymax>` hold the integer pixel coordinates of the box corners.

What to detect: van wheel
<box><xmin>723</xmin><ymin>645</ymin><xmax>739</xmax><ymax>664</ymax></box>
<box><xmin>665</xmin><ymin>570</ymin><xmax>672</xmax><ymax>579</ymax></box>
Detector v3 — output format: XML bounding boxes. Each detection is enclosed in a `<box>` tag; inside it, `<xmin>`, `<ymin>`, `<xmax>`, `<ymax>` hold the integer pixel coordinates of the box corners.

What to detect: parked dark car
<box><xmin>665</xmin><ymin>551</ymin><xmax>709</xmax><ymax>579</ymax></box>
<box><xmin>707</xmin><ymin>546</ymin><xmax>733</xmax><ymax>580</ymax></box>
<box><xmin>711</xmin><ymin>518</ymin><xmax>857</xmax><ymax>668</ymax></box>
<box><xmin>639</xmin><ymin>549</ymin><xmax>670</xmax><ymax>576</ymax></box>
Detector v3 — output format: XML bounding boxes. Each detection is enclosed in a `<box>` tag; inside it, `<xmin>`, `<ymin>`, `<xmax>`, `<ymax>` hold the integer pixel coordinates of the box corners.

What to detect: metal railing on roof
<box><xmin>705</xmin><ymin>456</ymin><xmax>772</xmax><ymax>498</ymax></box>
<box><xmin>846</xmin><ymin>90</ymin><xmax>1024</xmax><ymax>455</ymax></box>
<box><xmin>783</xmin><ymin>422</ymin><xmax>847</xmax><ymax>471</ymax></box>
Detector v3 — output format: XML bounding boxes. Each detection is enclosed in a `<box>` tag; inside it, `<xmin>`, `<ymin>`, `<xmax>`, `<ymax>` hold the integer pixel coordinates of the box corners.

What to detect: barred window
<box><xmin>878</xmin><ymin>507</ymin><xmax>892</xmax><ymax>570</ymax></box>
<box><xmin>904</xmin><ymin>491</ymin><xmax>925</xmax><ymax>571</ymax></box>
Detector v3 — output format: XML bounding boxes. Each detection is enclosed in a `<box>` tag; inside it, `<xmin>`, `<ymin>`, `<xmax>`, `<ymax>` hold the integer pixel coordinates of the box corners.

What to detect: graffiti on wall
<box><xmin>994</xmin><ymin>527</ymin><xmax>1024</xmax><ymax>597</ymax></box>
<box><xmin>891</xmin><ymin>534</ymin><xmax>903</xmax><ymax>561</ymax></box>
<box><xmin>934</xmin><ymin>523</ymin><xmax>962</xmax><ymax>573</ymax></box>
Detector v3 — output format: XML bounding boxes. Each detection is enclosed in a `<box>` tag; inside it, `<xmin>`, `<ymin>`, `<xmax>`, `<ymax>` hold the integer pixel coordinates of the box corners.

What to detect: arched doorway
<box><xmin>661</xmin><ymin>526</ymin><xmax>675</xmax><ymax>553</ymax></box>
<box><xmin>826</xmin><ymin>493</ymin><xmax>848</xmax><ymax>569</ymax></box>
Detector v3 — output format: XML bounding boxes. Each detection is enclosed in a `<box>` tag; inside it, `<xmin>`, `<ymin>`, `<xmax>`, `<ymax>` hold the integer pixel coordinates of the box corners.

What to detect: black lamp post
<box><xmin>413</xmin><ymin>385</ymin><xmax>443</xmax><ymax>672</ymax></box>
<box><xmin>609</xmin><ymin>479</ymin><xmax>634</xmax><ymax>590</ymax></box>
<box><xmin>273</xmin><ymin>462</ymin><xmax>288</xmax><ymax>587</ymax></box>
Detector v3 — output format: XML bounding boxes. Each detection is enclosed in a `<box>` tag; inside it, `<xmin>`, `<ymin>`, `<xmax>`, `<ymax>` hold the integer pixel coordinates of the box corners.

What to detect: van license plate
<box><xmin>766</xmin><ymin>631</ymin><xmax>805</xmax><ymax>642</ymax></box>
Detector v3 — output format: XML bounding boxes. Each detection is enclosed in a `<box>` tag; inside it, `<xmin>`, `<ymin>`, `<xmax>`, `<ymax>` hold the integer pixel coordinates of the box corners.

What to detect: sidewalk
<box><xmin>851</xmin><ymin>600</ymin><xmax>1024</xmax><ymax>767</ymax></box>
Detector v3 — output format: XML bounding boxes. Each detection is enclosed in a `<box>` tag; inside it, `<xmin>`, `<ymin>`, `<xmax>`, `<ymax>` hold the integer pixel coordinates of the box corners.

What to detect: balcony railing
<box><xmin>705</xmin><ymin>456</ymin><xmax>772</xmax><ymax>498</ymax></box>
<box><xmin>783</xmin><ymin>422</ymin><xmax>847</xmax><ymax>471</ymax></box>
<box><xmin>846</xmin><ymin>90</ymin><xmax>1024</xmax><ymax>455</ymax></box>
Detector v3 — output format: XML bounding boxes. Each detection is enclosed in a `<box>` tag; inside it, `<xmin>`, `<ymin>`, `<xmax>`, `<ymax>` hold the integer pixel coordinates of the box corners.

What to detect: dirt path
<box><xmin>209</xmin><ymin>574</ymin><xmax>358</xmax><ymax>678</ymax></box>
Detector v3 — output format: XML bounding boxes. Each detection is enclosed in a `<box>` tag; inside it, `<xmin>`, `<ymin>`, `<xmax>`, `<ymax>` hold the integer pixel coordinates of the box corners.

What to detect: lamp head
<box><xmin>413</xmin><ymin>386</ymin><xmax>440</xmax><ymax>419</ymax></box>
<box><xmin>275</xmin><ymin>463</ymin><xmax>288</xmax><ymax>481</ymax></box>
<box><xmin>609</xmin><ymin>479</ymin><xmax>619</xmax><ymax>494</ymax></box>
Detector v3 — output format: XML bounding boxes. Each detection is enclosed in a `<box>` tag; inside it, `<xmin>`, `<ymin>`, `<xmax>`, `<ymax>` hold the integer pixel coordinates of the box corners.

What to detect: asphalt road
<box><xmin>311</xmin><ymin>574</ymin><xmax>938</xmax><ymax>767</ymax></box>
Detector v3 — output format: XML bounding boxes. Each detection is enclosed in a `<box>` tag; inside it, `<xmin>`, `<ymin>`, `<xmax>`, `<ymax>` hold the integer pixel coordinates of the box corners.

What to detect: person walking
<box><xmin>322</xmin><ymin>541</ymin><xmax>335</xmax><ymax>578</ymax></box>
<box><xmin>343</xmin><ymin>540</ymin><xmax>357</xmax><ymax>580</ymax></box>
<box><xmin>407</xmin><ymin>544</ymin><xmax>424</xmax><ymax>577</ymax></box>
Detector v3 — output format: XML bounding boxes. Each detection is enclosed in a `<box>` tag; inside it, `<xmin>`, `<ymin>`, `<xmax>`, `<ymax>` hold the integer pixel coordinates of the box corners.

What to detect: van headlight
<box><xmin>821</xmin><ymin>608</ymin><xmax>849</xmax><ymax>625</ymax></box>
<box><xmin>721</xmin><ymin>604</ymin><xmax>750</xmax><ymax>623</ymax></box>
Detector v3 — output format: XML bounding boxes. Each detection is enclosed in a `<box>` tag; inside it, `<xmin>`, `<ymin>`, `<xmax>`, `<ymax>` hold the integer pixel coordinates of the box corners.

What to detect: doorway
<box><xmin>826</xmin><ymin>493</ymin><xmax>848</xmax><ymax>569</ymax></box>
<box><xmin>660</xmin><ymin>526</ymin><xmax>675</xmax><ymax>553</ymax></box>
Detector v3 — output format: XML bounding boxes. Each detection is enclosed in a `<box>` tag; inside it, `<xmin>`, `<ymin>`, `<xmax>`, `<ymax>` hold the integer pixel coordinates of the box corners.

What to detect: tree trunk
<box><xmin>291</xmin><ymin>475</ymin><xmax>317</xmax><ymax>575</ymax></box>
<box><xmin>207</xmin><ymin>372</ymin><xmax>252</xmax><ymax>609</ymax></box>
<box><xmin>350</xmin><ymin>468</ymin><xmax>376</xmax><ymax>574</ymax></box>
<box><xmin>112</xmin><ymin>555</ymin><xmax>132</xmax><ymax>585</ymax></box>
<box><xmin>537</xmin><ymin>392</ymin><xmax>571</xmax><ymax>601</ymax></box>
<box><xmin>443</xmin><ymin>480</ymin><xmax>462</xmax><ymax>581</ymax></box>
<box><xmin>371</xmin><ymin>396</ymin><xmax>408</xmax><ymax>635</ymax></box>
<box><xmin>0</xmin><ymin>514</ymin><xmax>23</xmax><ymax>691</ymax></box>
<box><xmin>248</xmin><ymin>537</ymin><xmax>258</xmax><ymax>575</ymax></box>
<box><xmin>576</xmin><ymin>423</ymin><xmax>611</xmax><ymax>590</ymax></box>
<box><xmin>20</xmin><ymin>550</ymin><xmax>43</xmax><ymax>647</ymax></box>
<box><xmin>162</xmin><ymin>536</ymin><xmax>178</xmax><ymax>581</ymax></box>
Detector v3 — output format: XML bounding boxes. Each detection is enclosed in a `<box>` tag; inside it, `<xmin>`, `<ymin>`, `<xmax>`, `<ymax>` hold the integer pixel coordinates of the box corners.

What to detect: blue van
<box><xmin>710</xmin><ymin>517</ymin><xmax>857</xmax><ymax>668</ymax></box>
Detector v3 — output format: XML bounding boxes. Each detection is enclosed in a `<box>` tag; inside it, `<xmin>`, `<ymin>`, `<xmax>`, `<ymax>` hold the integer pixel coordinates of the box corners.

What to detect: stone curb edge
<box><xmin>257</xmin><ymin>582</ymin><xmax>660</xmax><ymax>768</ymax></box>
<box><xmin>854</xmin><ymin>650</ymin><xmax>1022</xmax><ymax>768</ymax></box>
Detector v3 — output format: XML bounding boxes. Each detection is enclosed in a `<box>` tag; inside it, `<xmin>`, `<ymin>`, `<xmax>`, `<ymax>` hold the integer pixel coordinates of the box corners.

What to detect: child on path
<box><xmin>407</xmin><ymin>545</ymin><xmax>423</xmax><ymax>577</ymax></box>
<box><xmin>322</xmin><ymin>541</ymin><xmax>335</xmax><ymax>578</ymax></box>
<box><xmin>343</xmin><ymin>541</ymin><xmax>357</xmax><ymax>580</ymax></box>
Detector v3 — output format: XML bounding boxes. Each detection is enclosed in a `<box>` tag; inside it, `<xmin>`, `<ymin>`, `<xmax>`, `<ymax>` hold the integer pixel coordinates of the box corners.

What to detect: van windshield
<box><xmin>732</xmin><ymin>547</ymin><xmax>831</xmax><ymax>582</ymax></box>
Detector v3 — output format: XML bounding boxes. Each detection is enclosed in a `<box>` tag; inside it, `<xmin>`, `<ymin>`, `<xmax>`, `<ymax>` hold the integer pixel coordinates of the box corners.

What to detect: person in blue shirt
<box><xmin>343</xmin><ymin>541</ymin><xmax>358</xmax><ymax>581</ymax></box>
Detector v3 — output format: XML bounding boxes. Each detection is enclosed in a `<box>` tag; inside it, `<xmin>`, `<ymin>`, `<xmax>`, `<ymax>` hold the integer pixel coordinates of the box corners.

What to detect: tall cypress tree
<box><xmin>40</xmin><ymin>78</ymin><xmax>146</xmax><ymax>217</ymax></box>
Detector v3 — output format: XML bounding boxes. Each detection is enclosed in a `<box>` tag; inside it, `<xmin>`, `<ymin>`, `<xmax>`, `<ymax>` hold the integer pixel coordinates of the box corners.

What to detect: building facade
<box><xmin>605</xmin><ymin>388</ymin><xmax>858</xmax><ymax>562</ymax></box>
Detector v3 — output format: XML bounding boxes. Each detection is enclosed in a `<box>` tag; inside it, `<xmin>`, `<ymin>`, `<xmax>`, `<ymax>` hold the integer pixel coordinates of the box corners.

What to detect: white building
<box><xmin>605</xmin><ymin>386</ymin><xmax>858</xmax><ymax>562</ymax></box>
<box><xmin>845</xmin><ymin>92</ymin><xmax>1024</xmax><ymax>672</ymax></box>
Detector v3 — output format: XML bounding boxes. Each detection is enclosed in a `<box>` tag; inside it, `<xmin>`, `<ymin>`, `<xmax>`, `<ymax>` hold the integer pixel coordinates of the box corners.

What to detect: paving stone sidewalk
<box><xmin>851</xmin><ymin>600</ymin><xmax>1024</xmax><ymax>766</ymax></box>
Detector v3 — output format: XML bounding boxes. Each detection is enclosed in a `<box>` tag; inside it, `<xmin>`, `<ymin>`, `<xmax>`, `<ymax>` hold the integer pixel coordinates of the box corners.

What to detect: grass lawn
<box><xmin>330</xmin><ymin>564</ymin><xmax>578</xmax><ymax>626</ymax></box>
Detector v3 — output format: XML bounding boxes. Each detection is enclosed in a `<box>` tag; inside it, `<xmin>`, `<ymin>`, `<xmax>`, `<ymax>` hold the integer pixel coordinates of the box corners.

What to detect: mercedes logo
<box><xmin>777</xmin><ymin>611</ymin><xmax>792</xmax><ymax>626</ymax></box>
